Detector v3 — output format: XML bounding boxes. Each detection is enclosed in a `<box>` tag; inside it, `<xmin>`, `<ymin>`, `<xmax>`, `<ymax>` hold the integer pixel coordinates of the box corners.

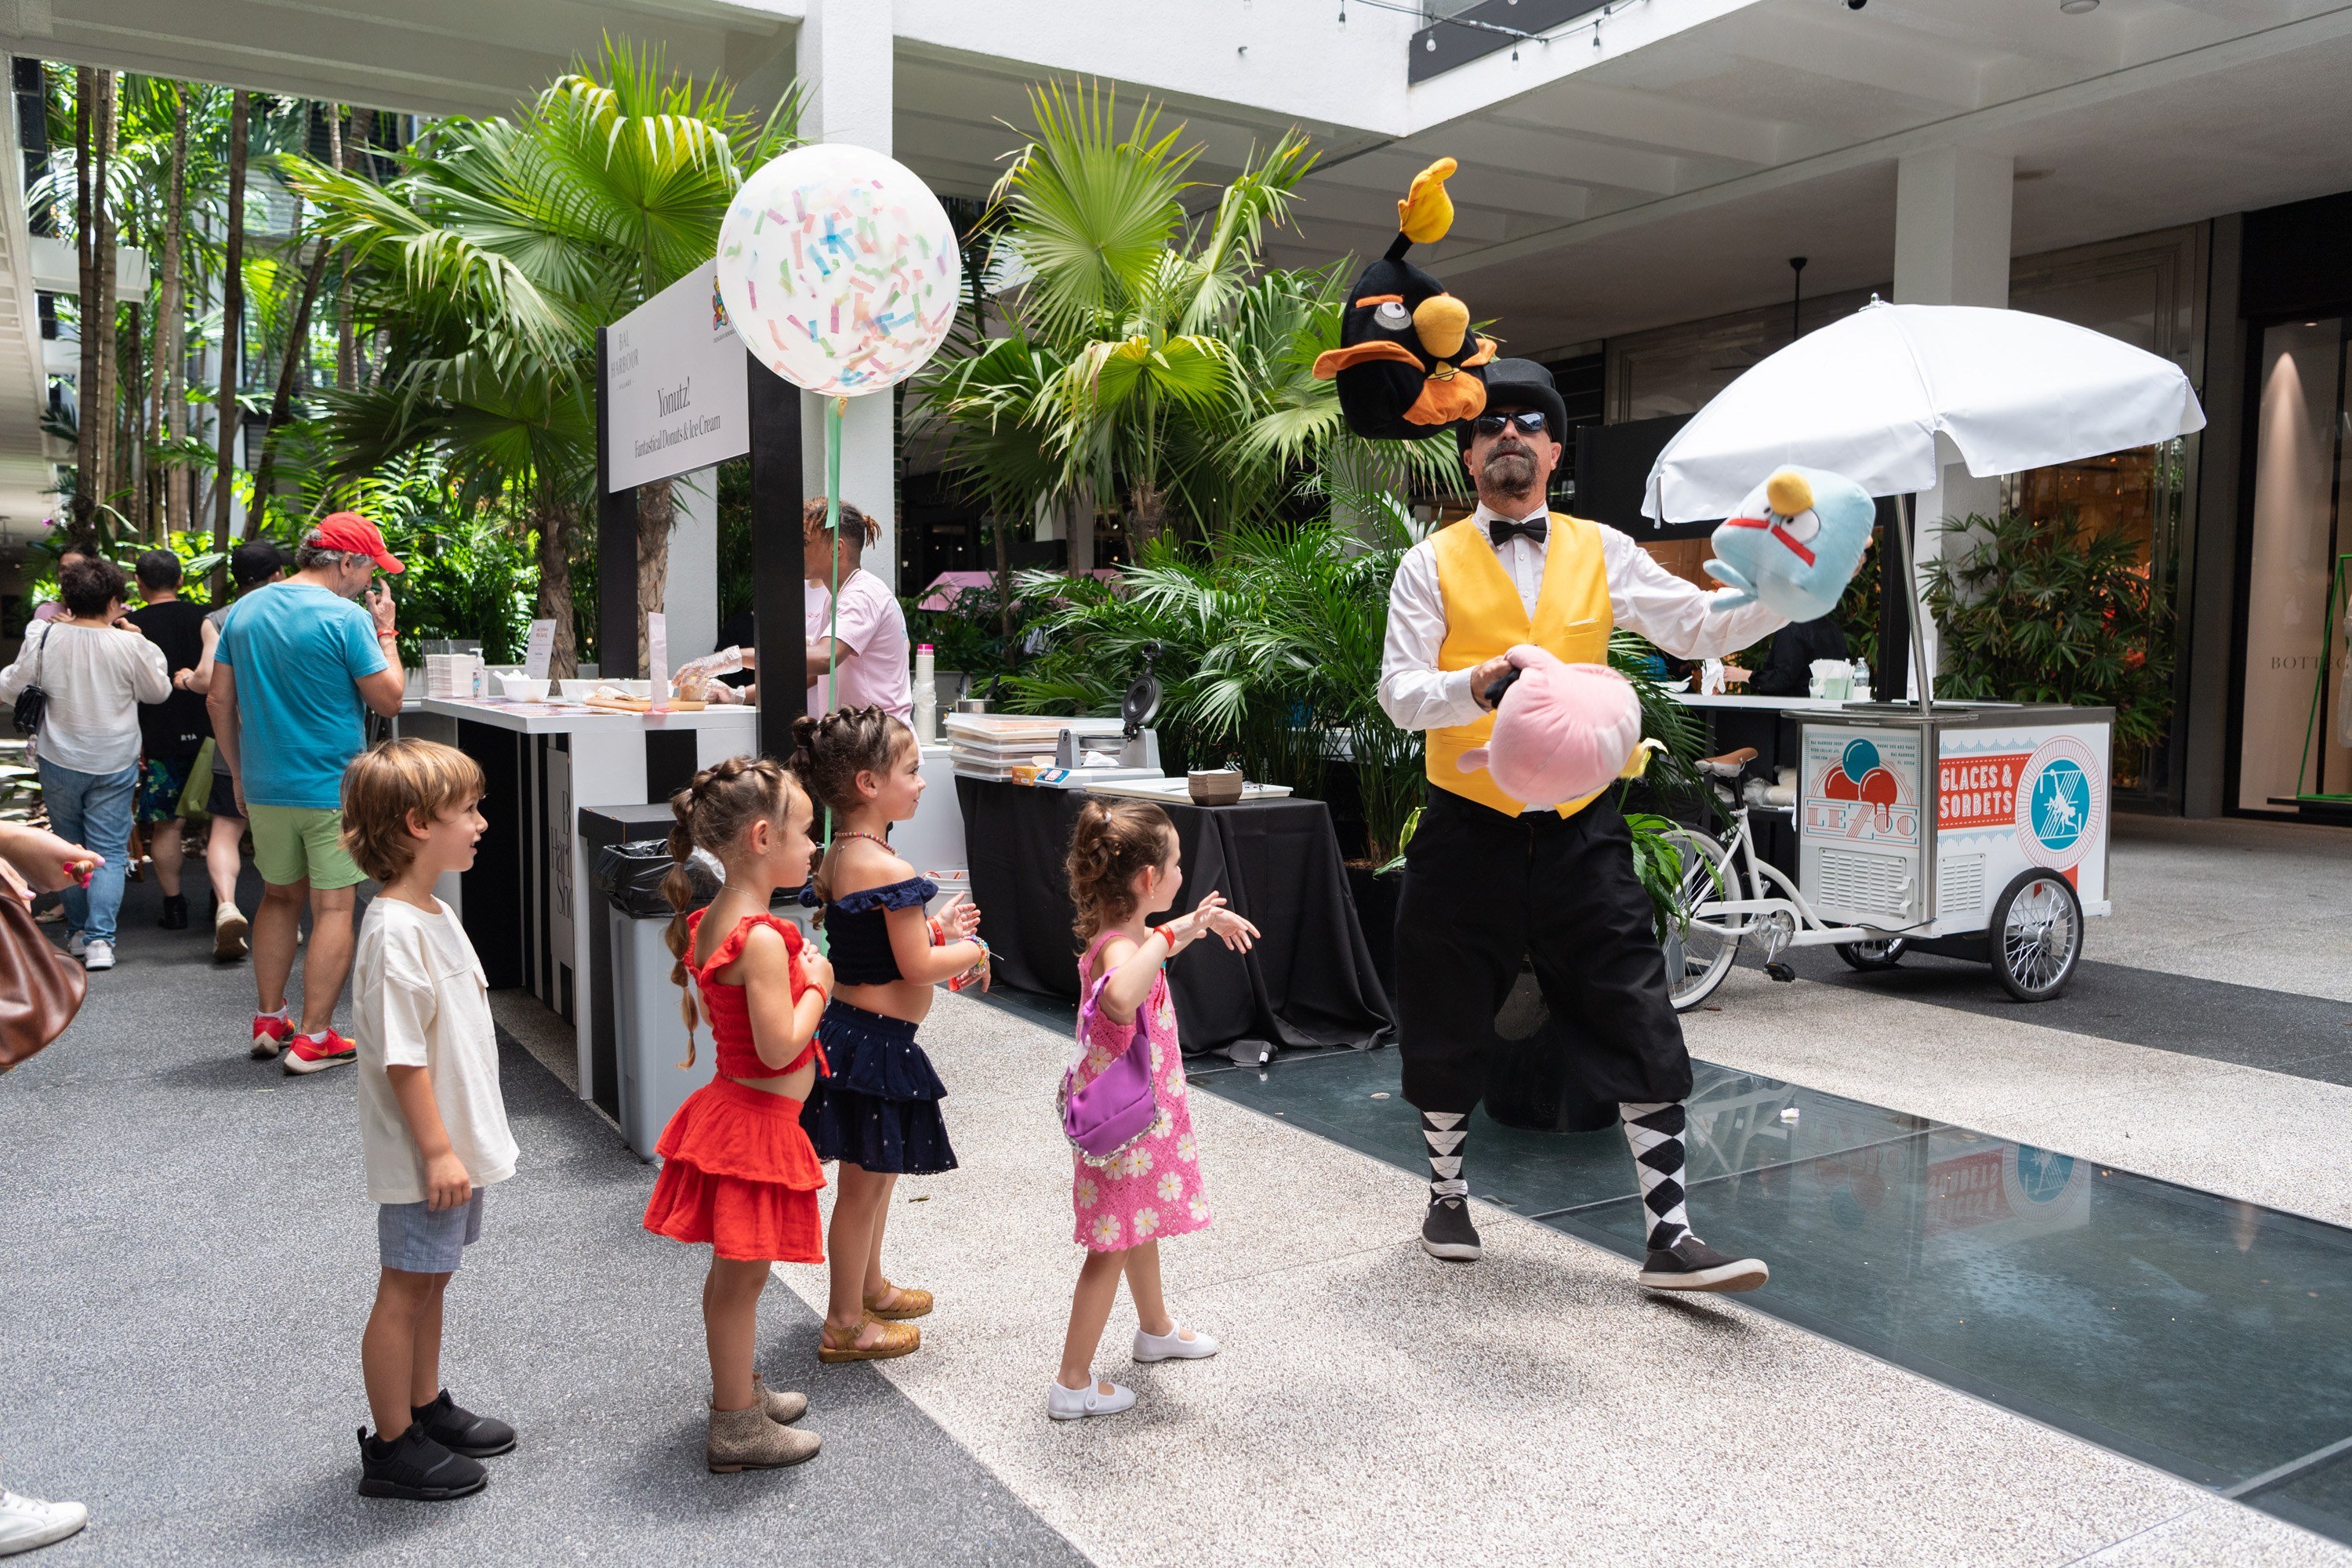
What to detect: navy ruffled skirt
<box><xmin>800</xmin><ymin>1000</ymin><xmax>958</xmax><ymax>1175</ymax></box>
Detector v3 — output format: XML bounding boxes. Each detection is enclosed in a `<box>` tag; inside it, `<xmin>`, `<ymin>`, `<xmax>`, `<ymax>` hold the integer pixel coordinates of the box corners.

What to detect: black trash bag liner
<box><xmin>591</xmin><ymin>839</ymin><xmax>714</xmax><ymax>918</ymax></box>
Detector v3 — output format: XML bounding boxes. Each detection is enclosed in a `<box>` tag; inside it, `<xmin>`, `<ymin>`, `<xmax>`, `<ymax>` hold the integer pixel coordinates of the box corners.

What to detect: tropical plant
<box><xmin>278</xmin><ymin>38</ymin><xmax>801</xmax><ymax>676</ymax></box>
<box><xmin>1921</xmin><ymin>510</ymin><xmax>2176</xmax><ymax>752</ymax></box>
<box><xmin>922</xmin><ymin>81</ymin><xmax>1462</xmax><ymax>570</ymax></box>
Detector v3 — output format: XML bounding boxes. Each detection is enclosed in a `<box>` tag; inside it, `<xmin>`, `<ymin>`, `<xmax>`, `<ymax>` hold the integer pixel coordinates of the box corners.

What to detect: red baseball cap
<box><xmin>314</xmin><ymin>511</ymin><xmax>405</xmax><ymax>574</ymax></box>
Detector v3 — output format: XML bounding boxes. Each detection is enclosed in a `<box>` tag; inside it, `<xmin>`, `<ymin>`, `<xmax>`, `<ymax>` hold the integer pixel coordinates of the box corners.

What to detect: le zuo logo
<box><xmin>2013</xmin><ymin>735</ymin><xmax>2103</xmax><ymax>869</ymax></box>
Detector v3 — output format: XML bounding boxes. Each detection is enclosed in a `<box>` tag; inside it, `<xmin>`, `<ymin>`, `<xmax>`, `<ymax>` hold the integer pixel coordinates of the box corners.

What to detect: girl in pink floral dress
<box><xmin>1051</xmin><ymin>800</ymin><xmax>1259</xmax><ymax>1421</ymax></box>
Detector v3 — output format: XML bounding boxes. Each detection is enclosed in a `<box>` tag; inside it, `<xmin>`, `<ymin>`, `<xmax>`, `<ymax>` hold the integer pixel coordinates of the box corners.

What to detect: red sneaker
<box><xmin>251</xmin><ymin>1012</ymin><xmax>294</xmax><ymax>1061</ymax></box>
<box><xmin>282</xmin><ymin>1029</ymin><xmax>358</xmax><ymax>1075</ymax></box>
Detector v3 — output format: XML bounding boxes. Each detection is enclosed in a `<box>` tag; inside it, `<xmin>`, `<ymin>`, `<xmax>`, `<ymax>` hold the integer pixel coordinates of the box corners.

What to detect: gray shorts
<box><xmin>377</xmin><ymin>1191</ymin><xmax>485</xmax><ymax>1274</ymax></box>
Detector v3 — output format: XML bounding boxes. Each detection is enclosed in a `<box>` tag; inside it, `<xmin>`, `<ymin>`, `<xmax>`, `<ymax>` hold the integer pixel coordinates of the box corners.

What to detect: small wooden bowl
<box><xmin>1187</xmin><ymin>768</ymin><xmax>1245</xmax><ymax>805</ymax></box>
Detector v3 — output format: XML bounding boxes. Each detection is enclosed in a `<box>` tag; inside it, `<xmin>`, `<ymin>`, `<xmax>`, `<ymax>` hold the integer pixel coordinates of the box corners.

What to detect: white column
<box><xmin>1893</xmin><ymin>147</ymin><xmax>2013</xmax><ymax>684</ymax></box>
<box><xmin>666</xmin><ymin>466</ymin><xmax>719</xmax><ymax>662</ymax></box>
<box><xmin>797</xmin><ymin>0</ymin><xmax>898</xmax><ymax>590</ymax></box>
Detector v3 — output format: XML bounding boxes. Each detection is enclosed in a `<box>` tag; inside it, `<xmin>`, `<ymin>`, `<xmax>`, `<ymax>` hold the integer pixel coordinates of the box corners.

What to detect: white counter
<box><xmin>1671</xmin><ymin>692</ymin><xmax>1858</xmax><ymax>713</ymax></box>
<box><xmin>416</xmin><ymin>695</ymin><xmax>762</xmax><ymax>736</ymax></box>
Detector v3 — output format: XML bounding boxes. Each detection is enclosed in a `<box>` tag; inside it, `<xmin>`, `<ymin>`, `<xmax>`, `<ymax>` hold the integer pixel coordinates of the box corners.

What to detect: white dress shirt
<box><xmin>1378</xmin><ymin>500</ymin><xmax>1786</xmax><ymax>736</ymax></box>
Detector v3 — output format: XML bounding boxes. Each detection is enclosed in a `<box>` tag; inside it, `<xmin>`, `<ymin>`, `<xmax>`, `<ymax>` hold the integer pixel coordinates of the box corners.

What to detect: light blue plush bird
<box><xmin>1704</xmin><ymin>465</ymin><xmax>1875</xmax><ymax>622</ymax></box>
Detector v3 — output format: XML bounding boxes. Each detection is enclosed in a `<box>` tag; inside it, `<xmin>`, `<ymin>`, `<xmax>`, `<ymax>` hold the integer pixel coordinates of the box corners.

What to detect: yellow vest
<box><xmin>1425</xmin><ymin>512</ymin><xmax>1614</xmax><ymax>818</ymax></box>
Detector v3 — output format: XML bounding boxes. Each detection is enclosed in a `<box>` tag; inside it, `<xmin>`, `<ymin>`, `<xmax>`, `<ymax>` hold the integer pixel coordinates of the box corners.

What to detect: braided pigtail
<box><xmin>664</xmin><ymin>775</ymin><xmax>709</xmax><ymax>1067</ymax></box>
<box><xmin>662</xmin><ymin>756</ymin><xmax>795</xmax><ymax>1067</ymax></box>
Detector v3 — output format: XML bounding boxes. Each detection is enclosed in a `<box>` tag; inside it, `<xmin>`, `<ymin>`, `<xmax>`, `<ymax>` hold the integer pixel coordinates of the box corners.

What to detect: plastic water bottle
<box><xmin>913</xmin><ymin>644</ymin><xmax>938</xmax><ymax>742</ymax></box>
<box><xmin>1852</xmin><ymin>657</ymin><xmax>1871</xmax><ymax>703</ymax></box>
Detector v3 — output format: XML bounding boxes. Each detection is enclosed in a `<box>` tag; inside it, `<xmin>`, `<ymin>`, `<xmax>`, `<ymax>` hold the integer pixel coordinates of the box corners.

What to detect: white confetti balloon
<box><xmin>715</xmin><ymin>143</ymin><xmax>961</xmax><ymax>397</ymax></box>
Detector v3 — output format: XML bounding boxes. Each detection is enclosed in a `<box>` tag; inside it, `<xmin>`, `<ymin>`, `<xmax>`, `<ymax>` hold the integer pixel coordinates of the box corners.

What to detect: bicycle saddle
<box><xmin>1697</xmin><ymin>746</ymin><xmax>1757</xmax><ymax>778</ymax></box>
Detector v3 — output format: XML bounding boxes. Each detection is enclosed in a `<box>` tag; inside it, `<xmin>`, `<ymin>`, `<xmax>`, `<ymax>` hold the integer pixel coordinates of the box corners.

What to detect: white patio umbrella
<box><xmin>1639</xmin><ymin>299</ymin><xmax>2205</xmax><ymax>708</ymax></box>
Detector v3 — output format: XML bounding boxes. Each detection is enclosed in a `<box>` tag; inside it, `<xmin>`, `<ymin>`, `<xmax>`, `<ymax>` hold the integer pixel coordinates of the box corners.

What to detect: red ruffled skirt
<box><xmin>642</xmin><ymin>1077</ymin><xmax>827</xmax><ymax>1263</ymax></box>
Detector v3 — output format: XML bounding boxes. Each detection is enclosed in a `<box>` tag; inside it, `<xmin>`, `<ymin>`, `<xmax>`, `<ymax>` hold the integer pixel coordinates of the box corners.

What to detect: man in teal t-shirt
<box><xmin>210</xmin><ymin>514</ymin><xmax>407</xmax><ymax>1075</ymax></box>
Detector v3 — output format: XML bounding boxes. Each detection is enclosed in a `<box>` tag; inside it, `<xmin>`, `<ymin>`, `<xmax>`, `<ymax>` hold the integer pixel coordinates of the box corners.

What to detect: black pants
<box><xmin>1394</xmin><ymin>786</ymin><xmax>1693</xmax><ymax>1115</ymax></box>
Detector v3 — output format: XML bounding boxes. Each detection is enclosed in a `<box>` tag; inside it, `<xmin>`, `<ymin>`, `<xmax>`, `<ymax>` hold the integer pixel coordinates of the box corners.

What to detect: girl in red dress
<box><xmin>641</xmin><ymin>757</ymin><xmax>832</xmax><ymax>1474</ymax></box>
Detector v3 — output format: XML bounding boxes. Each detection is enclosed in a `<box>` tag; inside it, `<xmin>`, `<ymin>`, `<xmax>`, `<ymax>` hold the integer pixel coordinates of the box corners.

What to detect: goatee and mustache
<box><xmin>1482</xmin><ymin>438</ymin><xmax>1539</xmax><ymax>500</ymax></box>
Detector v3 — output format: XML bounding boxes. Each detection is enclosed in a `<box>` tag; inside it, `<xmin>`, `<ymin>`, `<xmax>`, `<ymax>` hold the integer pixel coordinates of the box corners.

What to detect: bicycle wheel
<box><xmin>1989</xmin><ymin>869</ymin><xmax>2082</xmax><ymax>1001</ymax></box>
<box><xmin>1662</xmin><ymin>828</ymin><xmax>1741</xmax><ymax>1011</ymax></box>
<box><xmin>1835</xmin><ymin>937</ymin><xmax>1908</xmax><ymax>971</ymax></box>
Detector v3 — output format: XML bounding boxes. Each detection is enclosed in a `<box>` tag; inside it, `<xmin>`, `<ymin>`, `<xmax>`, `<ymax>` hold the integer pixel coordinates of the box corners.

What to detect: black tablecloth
<box><xmin>956</xmin><ymin>779</ymin><xmax>1392</xmax><ymax>1060</ymax></box>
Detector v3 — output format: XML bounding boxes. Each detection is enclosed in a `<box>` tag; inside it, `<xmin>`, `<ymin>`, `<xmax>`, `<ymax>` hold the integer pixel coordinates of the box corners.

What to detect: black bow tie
<box><xmin>1488</xmin><ymin>514</ymin><xmax>1548</xmax><ymax>548</ymax></box>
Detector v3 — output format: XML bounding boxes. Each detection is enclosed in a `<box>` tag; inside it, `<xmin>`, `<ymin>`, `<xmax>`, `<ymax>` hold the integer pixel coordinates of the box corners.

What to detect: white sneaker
<box><xmin>1046</xmin><ymin>1377</ymin><xmax>1136</xmax><ymax>1421</ymax></box>
<box><xmin>80</xmin><ymin>940</ymin><xmax>114</xmax><ymax>972</ymax></box>
<box><xmin>0</xmin><ymin>1489</ymin><xmax>89</xmax><ymax>1555</ymax></box>
<box><xmin>63</xmin><ymin>933</ymin><xmax>85</xmax><ymax>959</ymax></box>
<box><xmin>1133</xmin><ymin>1325</ymin><xmax>1220</xmax><ymax>1363</ymax></box>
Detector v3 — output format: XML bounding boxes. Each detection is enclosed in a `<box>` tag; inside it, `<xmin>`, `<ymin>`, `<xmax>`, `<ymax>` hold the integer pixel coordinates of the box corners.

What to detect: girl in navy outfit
<box><xmin>791</xmin><ymin>706</ymin><xmax>989</xmax><ymax>1363</ymax></box>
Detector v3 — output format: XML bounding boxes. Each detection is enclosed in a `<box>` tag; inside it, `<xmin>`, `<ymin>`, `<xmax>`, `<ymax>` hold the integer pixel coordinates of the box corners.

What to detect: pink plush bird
<box><xmin>1457</xmin><ymin>645</ymin><xmax>1647</xmax><ymax>808</ymax></box>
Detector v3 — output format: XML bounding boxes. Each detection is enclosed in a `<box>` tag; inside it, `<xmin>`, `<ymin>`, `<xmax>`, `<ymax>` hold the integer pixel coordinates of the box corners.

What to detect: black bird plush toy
<box><xmin>1311</xmin><ymin>158</ymin><xmax>1497</xmax><ymax>440</ymax></box>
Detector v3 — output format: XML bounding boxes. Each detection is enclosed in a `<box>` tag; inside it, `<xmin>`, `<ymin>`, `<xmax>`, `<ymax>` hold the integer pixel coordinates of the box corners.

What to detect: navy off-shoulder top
<box><xmin>806</xmin><ymin>875</ymin><xmax>937</xmax><ymax>985</ymax></box>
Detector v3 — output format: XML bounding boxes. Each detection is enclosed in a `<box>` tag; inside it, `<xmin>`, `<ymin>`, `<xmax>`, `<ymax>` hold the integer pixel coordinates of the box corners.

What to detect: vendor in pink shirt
<box><xmin>687</xmin><ymin>497</ymin><xmax>911</xmax><ymax>723</ymax></box>
<box><xmin>800</xmin><ymin>497</ymin><xmax>912</xmax><ymax>724</ymax></box>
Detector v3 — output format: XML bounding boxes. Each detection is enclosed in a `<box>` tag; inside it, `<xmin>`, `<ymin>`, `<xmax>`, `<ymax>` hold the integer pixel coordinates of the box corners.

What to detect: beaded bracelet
<box><xmin>947</xmin><ymin>935</ymin><xmax>993</xmax><ymax>993</ymax></box>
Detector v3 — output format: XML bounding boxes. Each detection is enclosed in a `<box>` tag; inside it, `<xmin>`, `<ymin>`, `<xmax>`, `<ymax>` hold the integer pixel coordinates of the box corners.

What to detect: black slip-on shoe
<box><xmin>357</xmin><ymin>1423</ymin><xmax>488</xmax><ymax>1501</ymax></box>
<box><xmin>1420</xmin><ymin>1196</ymin><xmax>1483</xmax><ymax>1261</ymax></box>
<box><xmin>412</xmin><ymin>1389</ymin><xmax>517</xmax><ymax>1458</ymax></box>
<box><xmin>1636</xmin><ymin>1235</ymin><xmax>1769</xmax><ymax>1293</ymax></box>
<box><xmin>158</xmin><ymin>895</ymin><xmax>188</xmax><ymax>931</ymax></box>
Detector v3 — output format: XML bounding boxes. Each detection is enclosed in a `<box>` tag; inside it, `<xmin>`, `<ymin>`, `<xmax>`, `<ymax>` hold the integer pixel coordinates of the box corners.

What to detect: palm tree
<box><xmin>279</xmin><ymin>38</ymin><xmax>800</xmax><ymax>674</ymax></box>
<box><xmin>925</xmin><ymin>80</ymin><xmax>1461</xmax><ymax>561</ymax></box>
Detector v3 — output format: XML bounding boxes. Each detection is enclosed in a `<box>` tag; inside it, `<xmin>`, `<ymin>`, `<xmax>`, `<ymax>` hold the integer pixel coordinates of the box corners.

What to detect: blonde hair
<box><xmin>341</xmin><ymin>739</ymin><xmax>486</xmax><ymax>885</ymax></box>
<box><xmin>1065</xmin><ymin>799</ymin><xmax>1174</xmax><ymax>941</ymax></box>
<box><xmin>662</xmin><ymin>756</ymin><xmax>802</xmax><ymax>1066</ymax></box>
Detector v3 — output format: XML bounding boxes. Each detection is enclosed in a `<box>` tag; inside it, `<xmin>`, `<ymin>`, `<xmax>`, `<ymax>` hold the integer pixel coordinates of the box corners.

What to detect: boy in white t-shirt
<box><xmin>342</xmin><ymin>739</ymin><xmax>519</xmax><ymax>1502</ymax></box>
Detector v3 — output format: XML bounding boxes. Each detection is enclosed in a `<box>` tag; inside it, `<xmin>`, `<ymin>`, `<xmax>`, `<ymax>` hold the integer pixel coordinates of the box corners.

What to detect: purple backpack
<box><xmin>1062</xmin><ymin>972</ymin><xmax>1158</xmax><ymax>1166</ymax></box>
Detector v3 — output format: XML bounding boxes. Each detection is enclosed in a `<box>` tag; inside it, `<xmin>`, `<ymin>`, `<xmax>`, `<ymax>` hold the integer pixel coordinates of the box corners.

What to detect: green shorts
<box><xmin>247</xmin><ymin>804</ymin><xmax>368</xmax><ymax>891</ymax></box>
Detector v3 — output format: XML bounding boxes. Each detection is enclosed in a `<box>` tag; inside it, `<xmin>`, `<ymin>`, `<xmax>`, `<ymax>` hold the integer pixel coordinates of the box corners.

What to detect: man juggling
<box><xmin>1319</xmin><ymin>159</ymin><xmax>1852</xmax><ymax>1287</ymax></box>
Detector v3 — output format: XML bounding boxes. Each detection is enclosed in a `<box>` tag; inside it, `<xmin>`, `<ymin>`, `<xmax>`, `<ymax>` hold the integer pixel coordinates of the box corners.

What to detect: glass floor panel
<box><xmin>1192</xmin><ymin>1048</ymin><xmax>1935</xmax><ymax>1235</ymax></box>
<box><xmin>1191</xmin><ymin>1047</ymin><xmax>2352</xmax><ymax>1546</ymax></box>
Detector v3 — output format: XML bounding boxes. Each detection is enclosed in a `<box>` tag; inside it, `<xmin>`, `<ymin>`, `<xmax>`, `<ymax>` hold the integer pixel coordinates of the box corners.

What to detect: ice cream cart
<box><xmin>1664</xmin><ymin>702</ymin><xmax>2112</xmax><ymax>1007</ymax></box>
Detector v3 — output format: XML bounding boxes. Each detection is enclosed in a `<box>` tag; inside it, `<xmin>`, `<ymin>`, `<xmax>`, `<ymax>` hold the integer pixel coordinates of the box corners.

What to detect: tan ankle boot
<box><xmin>751</xmin><ymin>1373</ymin><xmax>808</xmax><ymax>1425</ymax></box>
<box><xmin>706</xmin><ymin>1403</ymin><xmax>821</xmax><ymax>1472</ymax></box>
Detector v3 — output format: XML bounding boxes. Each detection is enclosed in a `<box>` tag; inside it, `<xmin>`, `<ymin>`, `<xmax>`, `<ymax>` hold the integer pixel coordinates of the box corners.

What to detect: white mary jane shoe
<box><xmin>1047</xmin><ymin>1378</ymin><xmax>1136</xmax><ymax>1421</ymax></box>
<box><xmin>1132</xmin><ymin>1325</ymin><xmax>1220</xmax><ymax>1363</ymax></box>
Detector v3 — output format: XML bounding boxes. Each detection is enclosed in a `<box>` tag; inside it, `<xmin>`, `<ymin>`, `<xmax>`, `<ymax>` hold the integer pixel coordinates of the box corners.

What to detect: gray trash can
<box><xmin>591</xmin><ymin>840</ymin><xmax>714</xmax><ymax>1161</ymax></box>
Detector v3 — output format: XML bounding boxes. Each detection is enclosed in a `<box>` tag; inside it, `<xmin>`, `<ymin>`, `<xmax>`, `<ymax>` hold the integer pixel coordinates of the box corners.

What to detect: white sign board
<box><xmin>521</xmin><ymin>619</ymin><xmax>557</xmax><ymax>681</ymax></box>
<box><xmin>604</xmin><ymin>260</ymin><xmax>750</xmax><ymax>490</ymax></box>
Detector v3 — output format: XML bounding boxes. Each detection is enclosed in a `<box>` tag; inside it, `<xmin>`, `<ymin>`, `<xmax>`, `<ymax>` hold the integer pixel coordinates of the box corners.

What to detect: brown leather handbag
<box><xmin>0</xmin><ymin>890</ymin><xmax>86</xmax><ymax>1069</ymax></box>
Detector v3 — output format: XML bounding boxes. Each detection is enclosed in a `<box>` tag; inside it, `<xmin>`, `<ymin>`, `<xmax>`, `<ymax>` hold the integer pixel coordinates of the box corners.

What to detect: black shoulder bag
<box><xmin>12</xmin><ymin>621</ymin><xmax>50</xmax><ymax>737</ymax></box>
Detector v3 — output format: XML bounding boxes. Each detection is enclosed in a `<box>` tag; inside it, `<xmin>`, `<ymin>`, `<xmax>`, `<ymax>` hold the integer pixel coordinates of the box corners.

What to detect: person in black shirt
<box><xmin>126</xmin><ymin>551</ymin><xmax>213</xmax><ymax>931</ymax></box>
<box><xmin>1747</xmin><ymin>614</ymin><xmax>1849</xmax><ymax>698</ymax></box>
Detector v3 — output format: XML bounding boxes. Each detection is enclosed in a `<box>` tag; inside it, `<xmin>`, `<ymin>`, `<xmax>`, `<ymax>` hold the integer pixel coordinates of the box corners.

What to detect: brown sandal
<box><xmin>863</xmin><ymin>1282</ymin><xmax>934</xmax><ymax>1321</ymax></box>
<box><xmin>818</xmin><ymin>1317</ymin><xmax>920</xmax><ymax>1363</ymax></box>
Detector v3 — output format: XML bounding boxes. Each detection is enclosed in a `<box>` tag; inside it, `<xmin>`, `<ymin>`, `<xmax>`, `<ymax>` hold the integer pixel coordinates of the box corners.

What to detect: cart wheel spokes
<box><xmin>1835</xmin><ymin>937</ymin><xmax>1908</xmax><ymax>972</ymax></box>
<box><xmin>1663</xmin><ymin>829</ymin><xmax>1740</xmax><ymax>1012</ymax></box>
<box><xmin>1989</xmin><ymin>870</ymin><xmax>2082</xmax><ymax>1001</ymax></box>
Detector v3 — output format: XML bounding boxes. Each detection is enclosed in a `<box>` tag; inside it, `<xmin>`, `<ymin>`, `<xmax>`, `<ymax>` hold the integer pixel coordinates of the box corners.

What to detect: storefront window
<box><xmin>2238</xmin><ymin>318</ymin><xmax>2352</xmax><ymax>812</ymax></box>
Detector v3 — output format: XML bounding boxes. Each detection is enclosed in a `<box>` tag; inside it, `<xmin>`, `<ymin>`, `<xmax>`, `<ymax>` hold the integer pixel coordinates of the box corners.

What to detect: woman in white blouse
<box><xmin>0</xmin><ymin>556</ymin><xmax>170</xmax><ymax>971</ymax></box>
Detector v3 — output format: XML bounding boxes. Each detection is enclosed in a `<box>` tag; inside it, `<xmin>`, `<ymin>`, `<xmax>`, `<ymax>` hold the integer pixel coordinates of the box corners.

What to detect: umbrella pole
<box><xmin>1896</xmin><ymin>493</ymin><xmax>1934</xmax><ymax>716</ymax></box>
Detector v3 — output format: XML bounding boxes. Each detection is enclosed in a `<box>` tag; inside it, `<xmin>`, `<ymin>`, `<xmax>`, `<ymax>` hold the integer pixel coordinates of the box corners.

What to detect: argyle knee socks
<box><xmin>1620</xmin><ymin>1101</ymin><xmax>1692</xmax><ymax>1250</ymax></box>
<box><xmin>1421</xmin><ymin>1110</ymin><xmax>1468</xmax><ymax>1201</ymax></box>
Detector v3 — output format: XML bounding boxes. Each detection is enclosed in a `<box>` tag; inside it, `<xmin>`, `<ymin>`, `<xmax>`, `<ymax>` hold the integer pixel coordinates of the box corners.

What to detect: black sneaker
<box><xmin>1636</xmin><ymin>1235</ymin><xmax>1769</xmax><ymax>1293</ymax></box>
<box><xmin>158</xmin><ymin>895</ymin><xmax>188</xmax><ymax>931</ymax></box>
<box><xmin>1420</xmin><ymin>1196</ymin><xmax>1482</xmax><ymax>1261</ymax></box>
<box><xmin>411</xmin><ymin>1390</ymin><xmax>516</xmax><ymax>1458</ymax></box>
<box><xmin>357</xmin><ymin>1423</ymin><xmax>488</xmax><ymax>1501</ymax></box>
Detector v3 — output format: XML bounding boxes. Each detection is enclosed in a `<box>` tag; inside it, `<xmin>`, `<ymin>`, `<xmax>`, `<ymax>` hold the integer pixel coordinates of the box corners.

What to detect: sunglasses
<box><xmin>1470</xmin><ymin>410</ymin><xmax>1549</xmax><ymax>438</ymax></box>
